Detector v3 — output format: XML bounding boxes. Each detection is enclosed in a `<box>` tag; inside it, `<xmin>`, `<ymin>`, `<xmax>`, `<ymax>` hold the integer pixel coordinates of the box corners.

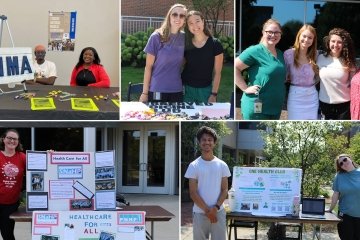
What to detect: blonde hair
<box><xmin>260</xmin><ymin>19</ymin><xmax>282</xmax><ymax>43</ymax></box>
<box><xmin>156</xmin><ymin>3</ymin><xmax>187</xmax><ymax>43</ymax></box>
<box><xmin>293</xmin><ymin>24</ymin><xmax>318</xmax><ymax>74</ymax></box>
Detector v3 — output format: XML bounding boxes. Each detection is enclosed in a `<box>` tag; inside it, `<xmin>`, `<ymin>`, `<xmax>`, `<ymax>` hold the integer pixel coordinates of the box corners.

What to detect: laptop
<box><xmin>300</xmin><ymin>198</ymin><xmax>326</xmax><ymax>219</ymax></box>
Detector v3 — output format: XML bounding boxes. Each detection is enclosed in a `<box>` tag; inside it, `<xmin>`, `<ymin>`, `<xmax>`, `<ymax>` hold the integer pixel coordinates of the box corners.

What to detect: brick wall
<box><xmin>121</xmin><ymin>0</ymin><xmax>234</xmax><ymax>21</ymax></box>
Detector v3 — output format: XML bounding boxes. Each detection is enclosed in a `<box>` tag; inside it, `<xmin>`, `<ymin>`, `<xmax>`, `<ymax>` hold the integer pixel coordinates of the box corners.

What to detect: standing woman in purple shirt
<box><xmin>139</xmin><ymin>3</ymin><xmax>187</xmax><ymax>102</ymax></box>
<box><xmin>284</xmin><ymin>24</ymin><xmax>319</xmax><ymax>120</ymax></box>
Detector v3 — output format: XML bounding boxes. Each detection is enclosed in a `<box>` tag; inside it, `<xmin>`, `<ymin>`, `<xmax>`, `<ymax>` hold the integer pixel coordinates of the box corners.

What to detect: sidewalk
<box><xmin>3</xmin><ymin>194</ymin><xmax>179</xmax><ymax>240</ymax></box>
<box><xmin>181</xmin><ymin>201</ymin><xmax>340</xmax><ymax>240</ymax></box>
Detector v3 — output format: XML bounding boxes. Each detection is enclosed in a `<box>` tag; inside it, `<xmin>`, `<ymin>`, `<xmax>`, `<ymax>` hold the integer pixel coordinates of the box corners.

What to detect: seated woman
<box><xmin>70</xmin><ymin>47</ymin><xmax>110</xmax><ymax>87</ymax></box>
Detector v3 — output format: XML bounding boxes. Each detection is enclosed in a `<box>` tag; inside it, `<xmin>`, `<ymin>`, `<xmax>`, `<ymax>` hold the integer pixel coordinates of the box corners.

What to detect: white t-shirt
<box><xmin>317</xmin><ymin>54</ymin><xmax>350</xmax><ymax>104</ymax></box>
<box><xmin>33</xmin><ymin>60</ymin><xmax>57</xmax><ymax>78</ymax></box>
<box><xmin>184</xmin><ymin>156</ymin><xmax>231</xmax><ymax>213</ymax></box>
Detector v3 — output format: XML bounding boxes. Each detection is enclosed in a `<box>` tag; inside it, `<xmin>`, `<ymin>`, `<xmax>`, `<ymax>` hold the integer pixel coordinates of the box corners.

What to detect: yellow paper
<box><xmin>71</xmin><ymin>98</ymin><xmax>99</xmax><ymax>111</ymax></box>
<box><xmin>31</xmin><ymin>98</ymin><xmax>56</xmax><ymax>110</ymax></box>
<box><xmin>112</xmin><ymin>99</ymin><xmax>120</xmax><ymax>108</ymax></box>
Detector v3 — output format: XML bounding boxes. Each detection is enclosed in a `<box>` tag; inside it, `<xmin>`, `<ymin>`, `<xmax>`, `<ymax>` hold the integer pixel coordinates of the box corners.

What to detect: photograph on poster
<box><xmin>63</xmin><ymin>223</ymin><xmax>75</xmax><ymax>240</ymax></box>
<box><xmin>31</xmin><ymin>172</ymin><xmax>44</xmax><ymax>191</ymax></box>
<box><xmin>27</xmin><ymin>151</ymin><xmax>47</xmax><ymax>171</ymax></box>
<box><xmin>95</xmin><ymin>179</ymin><xmax>115</xmax><ymax>191</ymax></box>
<box><xmin>98</xmin><ymin>231</ymin><xmax>115</xmax><ymax>240</ymax></box>
<box><xmin>49</xmin><ymin>180</ymin><xmax>75</xmax><ymax>199</ymax></box>
<box><xmin>72</xmin><ymin>181</ymin><xmax>94</xmax><ymax>199</ymax></box>
<box><xmin>27</xmin><ymin>192</ymin><xmax>48</xmax><ymax>211</ymax></box>
<box><xmin>58</xmin><ymin>165</ymin><xmax>83</xmax><ymax>179</ymax></box>
<box><xmin>95</xmin><ymin>167</ymin><xmax>115</xmax><ymax>179</ymax></box>
<box><xmin>69</xmin><ymin>199</ymin><xmax>94</xmax><ymax>210</ymax></box>
<box><xmin>95</xmin><ymin>151</ymin><xmax>114</xmax><ymax>168</ymax></box>
<box><xmin>41</xmin><ymin>235</ymin><xmax>59</xmax><ymax>240</ymax></box>
<box><xmin>95</xmin><ymin>192</ymin><xmax>116</xmax><ymax>210</ymax></box>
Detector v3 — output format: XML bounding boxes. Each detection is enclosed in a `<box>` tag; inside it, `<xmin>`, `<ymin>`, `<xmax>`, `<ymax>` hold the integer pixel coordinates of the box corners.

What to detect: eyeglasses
<box><xmin>171</xmin><ymin>12</ymin><xmax>186</xmax><ymax>19</ymax></box>
<box><xmin>338</xmin><ymin>157</ymin><xmax>348</xmax><ymax>166</ymax></box>
<box><xmin>265</xmin><ymin>31</ymin><xmax>282</xmax><ymax>36</ymax></box>
<box><xmin>5</xmin><ymin>136</ymin><xmax>19</xmax><ymax>141</ymax></box>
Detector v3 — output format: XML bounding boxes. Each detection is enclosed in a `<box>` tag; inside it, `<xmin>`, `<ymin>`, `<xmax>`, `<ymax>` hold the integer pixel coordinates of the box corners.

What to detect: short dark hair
<box><xmin>0</xmin><ymin>129</ymin><xmax>23</xmax><ymax>152</ymax></box>
<box><xmin>196</xmin><ymin>126</ymin><xmax>218</xmax><ymax>143</ymax></box>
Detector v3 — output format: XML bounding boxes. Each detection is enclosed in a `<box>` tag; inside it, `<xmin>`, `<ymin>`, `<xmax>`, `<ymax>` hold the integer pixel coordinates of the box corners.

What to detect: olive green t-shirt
<box><xmin>239</xmin><ymin>43</ymin><xmax>286</xmax><ymax>119</ymax></box>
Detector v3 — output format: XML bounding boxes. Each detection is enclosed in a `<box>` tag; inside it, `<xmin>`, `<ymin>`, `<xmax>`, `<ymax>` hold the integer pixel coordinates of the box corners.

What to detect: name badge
<box><xmin>254</xmin><ymin>98</ymin><xmax>262</xmax><ymax>113</ymax></box>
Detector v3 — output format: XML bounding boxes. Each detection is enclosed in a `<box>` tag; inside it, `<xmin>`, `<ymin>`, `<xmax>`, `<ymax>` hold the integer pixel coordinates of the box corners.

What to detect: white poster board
<box><xmin>31</xmin><ymin>211</ymin><xmax>146</xmax><ymax>240</ymax></box>
<box><xmin>26</xmin><ymin>151</ymin><xmax>116</xmax><ymax>212</ymax></box>
<box><xmin>0</xmin><ymin>48</ymin><xmax>34</xmax><ymax>84</ymax></box>
<box><xmin>232</xmin><ymin>167</ymin><xmax>302</xmax><ymax>216</ymax></box>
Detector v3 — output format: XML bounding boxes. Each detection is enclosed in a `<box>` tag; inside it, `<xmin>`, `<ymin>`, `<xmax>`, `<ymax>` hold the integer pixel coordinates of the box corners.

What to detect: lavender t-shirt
<box><xmin>144</xmin><ymin>31</ymin><xmax>184</xmax><ymax>93</ymax></box>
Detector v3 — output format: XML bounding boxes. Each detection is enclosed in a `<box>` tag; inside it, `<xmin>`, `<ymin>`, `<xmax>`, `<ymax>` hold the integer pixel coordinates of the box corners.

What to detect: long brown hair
<box><xmin>184</xmin><ymin>10</ymin><xmax>212</xmax><ymax>50</ymax></box>
<box><xmin>156</xmin><ymin>3</ymin><xmax>187</xmax><ymax>43</ymax></box>
<box><xmin>323</xmin><ymin>28</ymin><xmax>356</xmax><ymax>69</ymax></box>
<box><xmin>0</xmin><ymin>129</ymin><xmax>23</xmax><ymax>152</ymax></box>
<box><xmin>293</xmin><ymin>24</ymin><xmax>318</xmax><ymax>75</ymax></box>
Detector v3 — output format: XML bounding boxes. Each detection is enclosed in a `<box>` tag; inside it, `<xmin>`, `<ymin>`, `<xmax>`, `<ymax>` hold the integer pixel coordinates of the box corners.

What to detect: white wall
<box><xmin>1</xmin><ymin>0</ymin><xmax>119</xmax><ymax>87</ymax></box>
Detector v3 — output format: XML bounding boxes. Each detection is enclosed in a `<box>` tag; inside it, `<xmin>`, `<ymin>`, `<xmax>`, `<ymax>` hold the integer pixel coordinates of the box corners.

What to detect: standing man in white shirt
<box><xmin>184</xmin><ymin>126</ymin><xmax>231</xmax><ymax>240</ymax></box>
<box><xmin>27</xmin><ymin>44</ymin><xmax>57</xmax><ymax>85</ymax></box>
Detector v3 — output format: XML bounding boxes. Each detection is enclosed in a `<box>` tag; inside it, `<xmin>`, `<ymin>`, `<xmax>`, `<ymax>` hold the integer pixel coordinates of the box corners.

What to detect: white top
<box><xmin>317</xmin><ymin>54</ymin><xmax>350</xmax><ymax>104</ymax></box>
<box><xmin>33</xmin><ymin>60</ymin><xmax>57</xmax><ymax>78</ymax></box>
<box><xmin>184</xmin><ymin>156</ymin><xmax>231</xmax><ymax>213</ymax></box>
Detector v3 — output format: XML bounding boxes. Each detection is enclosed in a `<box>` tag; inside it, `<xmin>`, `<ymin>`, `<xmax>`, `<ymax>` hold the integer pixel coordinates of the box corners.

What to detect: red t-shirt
<box><xmin>0</xmin><ymin>151</ymin><xmax>26</xmax><ymax>204</ymax></box>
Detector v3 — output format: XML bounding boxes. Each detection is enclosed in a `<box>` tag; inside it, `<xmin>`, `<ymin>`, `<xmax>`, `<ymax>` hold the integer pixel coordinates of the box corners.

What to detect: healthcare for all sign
<box><xmin>232</xmin><ymin>167</ymin><xmax>302</xmax><ymax>216</ymax></box>
<box><xmin>0</xmin><ymin>48</ymin><xmax>34</xmax><ymax>84</ymax></box>
<box><xmin>32</xmin><ymin>211</ymin><xmax>146</xmax><ymax>240</ymax></box>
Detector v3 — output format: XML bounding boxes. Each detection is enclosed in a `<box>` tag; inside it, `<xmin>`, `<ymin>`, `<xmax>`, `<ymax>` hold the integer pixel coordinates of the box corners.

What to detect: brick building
<box><xmin>121</xmin><ymin>0</ymin><xmax>234</xmax><ymax>21</ymax></box>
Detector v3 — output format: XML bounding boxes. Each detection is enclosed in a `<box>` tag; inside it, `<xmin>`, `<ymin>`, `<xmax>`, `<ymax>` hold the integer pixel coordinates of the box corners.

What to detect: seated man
<box><xmin>27</xmin><ymin>45</ymin><xmax>57</xmax><ymax>85</ymax></box>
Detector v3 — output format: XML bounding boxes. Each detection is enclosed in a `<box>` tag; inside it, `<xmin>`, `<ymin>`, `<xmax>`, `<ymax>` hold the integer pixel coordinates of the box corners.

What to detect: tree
<box><xmin>259</xmin><ymin>121</ymin><xmax>349</xmax><ymax>197</ymax></box>
<box><xmin>185</xmin><ymin>0</ymin><xmax>233</xmax><ymax>37</ymax></box>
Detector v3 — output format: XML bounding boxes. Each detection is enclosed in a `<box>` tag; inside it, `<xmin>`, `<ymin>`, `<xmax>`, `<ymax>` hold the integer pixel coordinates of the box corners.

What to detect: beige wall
<box><xmin>1</xmin><ymin>0</ymin><xmax>119</xmax><ymax>87</ymax></box>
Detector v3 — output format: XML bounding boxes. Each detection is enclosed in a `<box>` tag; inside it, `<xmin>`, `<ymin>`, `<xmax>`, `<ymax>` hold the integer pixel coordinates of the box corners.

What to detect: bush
<box><xmin>218</xmin><ymin>35</ymin><xmax>234</xmax><ymax>63</ymax></box>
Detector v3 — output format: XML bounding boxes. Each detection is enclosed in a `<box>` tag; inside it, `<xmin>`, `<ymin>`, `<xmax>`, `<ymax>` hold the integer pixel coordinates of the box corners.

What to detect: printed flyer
<box><xmin>232</xmin><ymin>167</ymin><xmax>302</xmax><ymax>216</ymax></box>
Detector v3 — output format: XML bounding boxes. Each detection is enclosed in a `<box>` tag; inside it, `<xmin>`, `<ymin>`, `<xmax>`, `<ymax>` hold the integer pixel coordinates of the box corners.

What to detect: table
<box><xmin>0</xmin><ymin>84</ymin><xmax>119</xmax><ymax>120</ymax></box>
<box><xmin>227</xmin><ymin>212</ymin><xmax>341</xmax><ymax>240</ymax></box>
<box><xmin>10</xmin><ymin>205</ymin><xmax>174</xmax><ymax>240</ymax></box>
<box><xmin>120</xmin><ymin>102</ymin><xmax>231</xmax><ymax>120</ymax></box>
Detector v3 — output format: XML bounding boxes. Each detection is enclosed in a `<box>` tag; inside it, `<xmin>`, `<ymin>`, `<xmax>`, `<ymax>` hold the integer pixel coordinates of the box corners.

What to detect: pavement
<box><xmin>181</xmin><ymin>201</ymin><xmax>340</xmax><ymax>240</ymax></box>
<box><xmin>2</xmin><ymin>194</ymin><xmax>179</xmax><ymax>240</ymax></box>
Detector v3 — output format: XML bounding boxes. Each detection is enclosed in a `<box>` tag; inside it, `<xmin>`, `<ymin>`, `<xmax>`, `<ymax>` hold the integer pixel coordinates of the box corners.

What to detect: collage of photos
<box><xmin>0</xmin><ymin>0</ymin><xmax>360</xmax><ymax>240</ymax></box>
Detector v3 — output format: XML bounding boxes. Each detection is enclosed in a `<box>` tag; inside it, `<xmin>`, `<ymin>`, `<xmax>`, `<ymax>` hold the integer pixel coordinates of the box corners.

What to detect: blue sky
<box><xmin>255</xmin><ymin>0</ymin><xmax>324</xmax><ymax>25</ymax></box>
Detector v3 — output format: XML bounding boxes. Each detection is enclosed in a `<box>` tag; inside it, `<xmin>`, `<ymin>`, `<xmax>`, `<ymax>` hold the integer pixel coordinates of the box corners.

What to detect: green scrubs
<box><xmin>183</xmin><ymin>85</ymin><xmax>212</xmax><ymax>102</ymax></box>
<box><xmin>239</xmin><ymin>44</ymin><xmax>286</xmax><ymax>120</ymax></box>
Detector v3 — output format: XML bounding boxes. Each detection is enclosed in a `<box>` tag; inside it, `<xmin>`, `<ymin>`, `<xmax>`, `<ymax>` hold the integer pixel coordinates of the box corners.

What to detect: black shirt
<box><xmin>76</xmin><ymin>69</ymin><xmax>96</xmax><ymax>86</ymax></box>
<box><xmin>182</xmin><ymin>37</ymin><xmax>223</xmax><ymax>88</ymax></box>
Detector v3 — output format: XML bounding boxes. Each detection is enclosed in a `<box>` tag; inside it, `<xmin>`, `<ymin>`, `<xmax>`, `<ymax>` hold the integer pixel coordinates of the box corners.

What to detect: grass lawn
<box><xmin>121</xmin><ymin>63</ymin><xmax>234</xmax><ymax>102</ymax></box>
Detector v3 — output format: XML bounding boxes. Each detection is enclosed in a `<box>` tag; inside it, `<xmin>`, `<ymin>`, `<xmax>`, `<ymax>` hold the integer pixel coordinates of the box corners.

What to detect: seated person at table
<box><xmin>70</xmin><ymin>47</ymin><xmax>110</xmax><ymax>88</ymax></box>
<box><xmin>26</xmin><ymin>45</ymin><xmax>57</xmax><ymax>85</ymax></box>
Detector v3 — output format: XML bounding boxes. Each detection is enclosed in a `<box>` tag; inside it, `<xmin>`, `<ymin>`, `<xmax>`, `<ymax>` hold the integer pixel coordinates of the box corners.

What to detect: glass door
<box><xmin>119</xmin><ymin>125</ymin><xmax>172</xmax><ymax>194</ymax></box>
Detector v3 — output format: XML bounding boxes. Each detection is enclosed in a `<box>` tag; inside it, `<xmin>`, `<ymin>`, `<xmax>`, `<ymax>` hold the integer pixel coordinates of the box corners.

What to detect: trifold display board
<box><xmin>232</xmin><ymin>167</ymin><xmax>302</xmax><ymax>216</ymax></box>
<box><xmin>26</xmin><ymin>151</ymin><xmax>116</xmax><ymax>212</ymax></box>
<box><xmin>31</xmin><ymin>210</ymin><xmax>146</xmax><ymax>240</ymax></box>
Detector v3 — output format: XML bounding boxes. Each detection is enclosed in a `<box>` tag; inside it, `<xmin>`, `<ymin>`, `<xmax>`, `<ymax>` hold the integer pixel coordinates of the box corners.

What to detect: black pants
<box><xmin>0</xmin><ymin>202</ymin><xmax>19</xmax><ymax>240</ymax></box>
<box><xmin>149</xmin><ymin>91</ymin><xmax>183</xmax><ymax>102</ymax></box>
<box><xmin>319</xmin><ymin>101</ymin><xmax>350</xmax><ymax>120</ymax></box>
<box><xmin>338</xmin><ymin>213</ymin><xmax>360</xmax><ymax>240</ymax></box>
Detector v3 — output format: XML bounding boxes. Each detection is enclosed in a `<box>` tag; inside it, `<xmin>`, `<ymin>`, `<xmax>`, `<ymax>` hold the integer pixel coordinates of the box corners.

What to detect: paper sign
<box><xmin>27</xmin><ymin>192</ymin><xmax>48</xmax><ymax>211</ymax></box>
<box><xmin>95</xmin><ymin>151</ymin><xmax>114</xmax><ymax>167</ymax></box>
<box><xmin>73</xmin><ymin>181</ymin><xmax>94</xmax><ymax>199</ymax></box>
<box><xmin>31</xmin><ymin>98</ymin><xmax>56</xmax><ymax>110</ymax></box>
<box><xmin>58</xmin><ymin>165</ymin><xmax>83</xmax><ymax>179</ymax></box>
<box><xmin>71</xmin><ymin>98</ymin><xmax>99</xmax><ymax>111</ymax></box>
<box><xmin>27</xmin><ymin>151</ymin><xmax>47</xmax><ymax>170</ymax></box>
<box><xmin>95</xmin><ymin>191</ymin><xmax>116</xmax><ymax>210</ymax></box>
<box><xmin>50</xmin><ymin>152</ymin><xmax>90</xmax><ymax>164</ymax></box>
<box><xmin>49</xmin><ymin>180</ymin><xmax>75</xmax><ymax>199</ymax></box>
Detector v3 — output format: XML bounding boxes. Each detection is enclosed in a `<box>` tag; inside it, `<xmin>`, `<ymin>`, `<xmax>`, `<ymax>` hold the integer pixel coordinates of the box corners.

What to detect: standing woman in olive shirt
<box><xmin>235</xmin><ymin>19</ymin><xmax>286</xmax><ymax>120</ymax></box>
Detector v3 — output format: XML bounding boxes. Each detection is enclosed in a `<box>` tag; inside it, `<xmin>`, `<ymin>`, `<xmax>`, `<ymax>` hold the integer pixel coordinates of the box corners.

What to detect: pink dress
<box><xmin>350</xmin><ymin>72</ymin><xmax>360</xmax><ymax>120</ymax></box>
